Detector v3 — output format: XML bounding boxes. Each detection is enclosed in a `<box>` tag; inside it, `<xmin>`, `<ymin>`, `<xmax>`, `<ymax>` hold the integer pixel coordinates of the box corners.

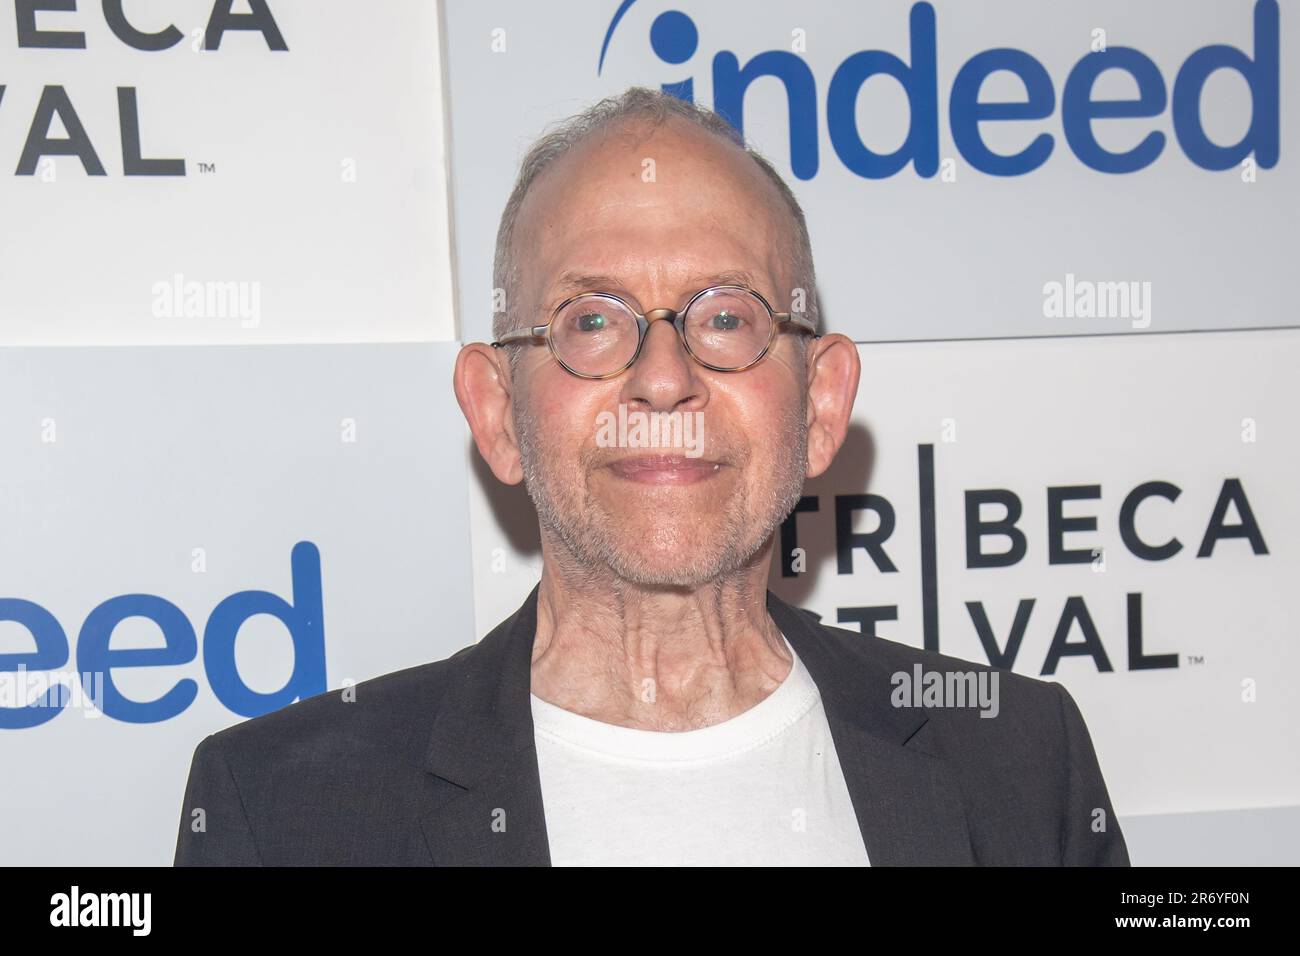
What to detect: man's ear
<box><xmin>453</xmin><ymin>344</ymin><xmax>524</xmax><ymax>485</ymax></box>
<box><xmin>804</xmin><ymin>333</ymin><xmax>861</xmax><ymax>479</ymax></box>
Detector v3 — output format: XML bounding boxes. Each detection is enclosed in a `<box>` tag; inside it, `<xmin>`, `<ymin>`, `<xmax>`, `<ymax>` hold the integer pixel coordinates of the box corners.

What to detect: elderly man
<box><xmin>174</xmin><ymin>87</ymin><xmax>1128</xmax><ymax>867</ymax></box>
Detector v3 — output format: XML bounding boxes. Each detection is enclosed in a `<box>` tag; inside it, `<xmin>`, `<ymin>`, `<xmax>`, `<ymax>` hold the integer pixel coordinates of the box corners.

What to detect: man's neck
<box><xmin>528</xmin><ymin>545</ymin><xmax>792</xmax><ymax>731</ymax></box>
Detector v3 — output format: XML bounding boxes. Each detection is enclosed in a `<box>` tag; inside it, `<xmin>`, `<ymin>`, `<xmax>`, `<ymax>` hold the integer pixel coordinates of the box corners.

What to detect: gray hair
<box><xmin>491</xmin><ymin>86</ymin><xmax>820</xmax><ymax>344</ymax></box>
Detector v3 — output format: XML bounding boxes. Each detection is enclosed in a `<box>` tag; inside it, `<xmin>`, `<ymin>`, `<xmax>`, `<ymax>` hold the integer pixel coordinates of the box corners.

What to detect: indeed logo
<box><xmin>598</xmin><ymin>0</ymin><xmax>1280</xmax><ymax>179</ymax></box>
<box><xmin>0</xmin><ymin>542</ymin><xmax>325</xmax><ymax>729</ymax></box>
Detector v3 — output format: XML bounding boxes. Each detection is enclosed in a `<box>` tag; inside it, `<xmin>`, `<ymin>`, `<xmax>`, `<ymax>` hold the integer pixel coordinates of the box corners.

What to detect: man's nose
<box><xmin>620</xmin><ymin>317</ymin><xmax>706</xmax><ymax>412</ymax></box>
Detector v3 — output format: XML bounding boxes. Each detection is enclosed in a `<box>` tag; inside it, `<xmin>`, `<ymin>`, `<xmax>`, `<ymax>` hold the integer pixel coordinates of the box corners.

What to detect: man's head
<box><xmin>455</xmin><ymin>87</ymin><xmax>860</xmax><ymax>590</ymax></box>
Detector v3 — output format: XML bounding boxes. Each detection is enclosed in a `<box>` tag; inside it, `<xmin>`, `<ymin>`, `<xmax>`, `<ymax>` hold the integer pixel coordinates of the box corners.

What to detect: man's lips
<box><xmin>605</xmin><ymin>455</ymin><xmax>724</xmax><ymax>485</ymax></box>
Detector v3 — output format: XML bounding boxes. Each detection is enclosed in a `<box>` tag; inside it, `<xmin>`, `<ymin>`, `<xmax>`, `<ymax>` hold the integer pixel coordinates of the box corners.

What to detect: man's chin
<box><xmin>610</xmin><ymin>522</ymin><xmax>719</xmax><ymax>558</ymax></box>
<box><xmin>603</xmin><ymin>555</ymin><xmax>732</xmax><ymax>590</ymax></box>
<box><xmin>597</xmin><ymin>531</ymin><xmax>754</xmax><ymax>589</ymax></box>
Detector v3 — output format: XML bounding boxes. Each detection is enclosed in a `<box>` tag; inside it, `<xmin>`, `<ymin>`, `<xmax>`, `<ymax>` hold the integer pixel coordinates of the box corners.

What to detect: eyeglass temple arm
<box><xmin>490</xmin><ymin>324</ymin><xmax>549</xmax><ymax>347</ymax></box>
<box><xmin>776</xmin><ymin>312</ymin><xmax>818</xmax><ymax>334</ymax></box>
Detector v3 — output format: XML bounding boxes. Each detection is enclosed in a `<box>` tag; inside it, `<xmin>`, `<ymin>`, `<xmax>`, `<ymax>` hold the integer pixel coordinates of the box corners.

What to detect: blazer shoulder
<box><xmin>799</xmin><ymin>613</ymin><xmax>1128</xmax><ymax>863</ymax></box>
<box><xmin>204</xmin><ymin>640</ymin><xmax>477</xmax><ymax>766</ymax></box>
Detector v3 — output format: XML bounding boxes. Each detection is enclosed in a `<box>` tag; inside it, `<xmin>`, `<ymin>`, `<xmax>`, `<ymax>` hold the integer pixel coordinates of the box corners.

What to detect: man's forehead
<box><xmin>515</xmin><ymin>121</ymin><xmax>792</xmax><ymax>310</ymax></box>
<box><xmin>521</xmin><ymin>120</ymin><xmax>780</xmax><ymax>231</ymax></box>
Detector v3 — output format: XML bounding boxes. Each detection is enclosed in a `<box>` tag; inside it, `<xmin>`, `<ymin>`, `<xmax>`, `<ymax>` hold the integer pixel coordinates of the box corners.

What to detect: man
<box><xmin>174</xmin><ymin>87</ymin><xmax>1129</xmax><ymax>866</ymax></box>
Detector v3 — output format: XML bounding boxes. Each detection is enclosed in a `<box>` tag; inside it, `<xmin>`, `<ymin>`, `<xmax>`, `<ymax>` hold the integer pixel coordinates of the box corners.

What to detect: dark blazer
<box><xmin>173</xmin><ymin>585</ymin><xmax>1130</xmax><ymax>866</ymax></box>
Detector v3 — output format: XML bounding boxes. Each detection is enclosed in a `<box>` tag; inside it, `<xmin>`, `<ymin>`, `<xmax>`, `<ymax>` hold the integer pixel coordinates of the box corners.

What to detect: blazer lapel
<box><xmin>767</xmin><ymin>591</ymin><xmax>977</xmax><ymax>866</ymax></box>
<box><xmin>419</xmin><ymin>584</ymin><xmax>552</xmax><ymax>866</ymax></box>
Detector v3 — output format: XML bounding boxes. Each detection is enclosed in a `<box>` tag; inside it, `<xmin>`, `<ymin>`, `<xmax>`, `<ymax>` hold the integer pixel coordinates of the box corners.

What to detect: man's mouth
<box><xmin>606</xmin><ymin>455</ymin><xmax>724</xmax><ymax>485</ymax></box>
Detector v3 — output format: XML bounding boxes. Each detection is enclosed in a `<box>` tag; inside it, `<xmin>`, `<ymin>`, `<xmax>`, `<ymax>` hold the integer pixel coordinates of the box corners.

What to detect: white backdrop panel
<box><xmin>442</xmin><ymin>0</ymin><xmax>1296</xmax><ymax>345</ymax></box>
<box><xmin>0</xmin><ymin>0</ymin><xmax>456</xmax><ymax>345</ymax></box>
<box><xmin>0</xmin><ymin>342</ymin><xmax>474</xmax><ymax>865</ymax></box>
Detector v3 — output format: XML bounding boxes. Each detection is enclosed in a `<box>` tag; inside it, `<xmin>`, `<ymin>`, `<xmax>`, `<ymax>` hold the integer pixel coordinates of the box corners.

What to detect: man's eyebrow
<box><xmin>550</xmin><ymin>272</ymin><xmax>629</xmax><ymax>297</ymax></box>
<box><xmin>682</xmin><ymin>269</ymin><xmax>762</xmax><ymax>290</ymax></box>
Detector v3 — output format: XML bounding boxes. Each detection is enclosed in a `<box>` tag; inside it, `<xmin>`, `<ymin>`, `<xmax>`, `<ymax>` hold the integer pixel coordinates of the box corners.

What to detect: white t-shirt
<box><xmin>530</xmin><ymin>632</ymin><xmax>872</xmax><ymax>866</ymax></box>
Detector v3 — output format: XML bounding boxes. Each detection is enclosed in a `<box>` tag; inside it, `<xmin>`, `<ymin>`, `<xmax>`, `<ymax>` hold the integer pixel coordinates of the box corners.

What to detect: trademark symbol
<box><xmin>197</xmin><ymin>162</ymin><xmax>217</xmax><ymax>174</ymax></box>
<box><xmin>1186</xmin><ymin>654</ymin><xmax>1205</xmax><ymax>666</ymax></box>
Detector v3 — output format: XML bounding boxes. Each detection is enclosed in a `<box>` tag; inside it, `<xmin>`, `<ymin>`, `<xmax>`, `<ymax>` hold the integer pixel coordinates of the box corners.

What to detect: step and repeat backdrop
<box><xmin>2</xmin><ymin>0</ymin><xmax>1296</xmax><ymax>864</ymax></box>
<box><xmin>0</xmin><ymin>0</ymin><xmax>467</xmax><ymax>866</ymax></box>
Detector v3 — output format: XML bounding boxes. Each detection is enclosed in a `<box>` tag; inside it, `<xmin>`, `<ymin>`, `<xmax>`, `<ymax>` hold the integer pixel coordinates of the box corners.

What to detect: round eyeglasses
<box><xmin>490</xmin><ymin>284</ymin><xmax>818</xmax><ymax>379</ymax></box>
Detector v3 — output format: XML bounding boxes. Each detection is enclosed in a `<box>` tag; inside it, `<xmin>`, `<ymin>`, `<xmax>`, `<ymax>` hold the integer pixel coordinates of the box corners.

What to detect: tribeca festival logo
<box><xmin>779</xmin><ymin>446</ymin><xmax>1270</xmax><ymax>675</ymax></box>
<box><xmin>595</xmin><ymin>403</ymin><xmax>705</xmax><ymax>457</ymax></box>
<box><xmin>0</xmin><ymin>0</ymin><xmax>288</xmax><ymax>177</ymax></box>
<box><xmin>596</xmin><ymin>0</ymin><xmax>1279</xmax><ymax>181</ymax></box>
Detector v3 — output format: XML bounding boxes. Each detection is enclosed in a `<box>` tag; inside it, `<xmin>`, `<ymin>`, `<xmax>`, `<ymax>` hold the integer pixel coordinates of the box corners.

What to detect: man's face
<box><xmin>507</xmin><ymin>118</ymin><xmax>810</xmax><ymax>588</ymax></box>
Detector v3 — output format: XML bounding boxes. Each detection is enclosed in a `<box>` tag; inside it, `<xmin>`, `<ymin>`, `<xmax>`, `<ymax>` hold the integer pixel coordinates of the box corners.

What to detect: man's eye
<box><xmin>576</xmin><ymin>312</ymin><xmax>607</xmax><ymax>332</ymax></box>
<box><xmin>709</xmin><ymin>311</ymin><xmax>742</xmax><ymax>330</ymax></box>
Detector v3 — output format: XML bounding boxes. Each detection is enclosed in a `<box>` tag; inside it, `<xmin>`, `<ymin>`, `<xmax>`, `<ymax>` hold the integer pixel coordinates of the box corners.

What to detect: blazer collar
<box><xmin>420</xmin><ymin>584</ymin><xmax>974</xmax><ymax>866</ymax></box>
